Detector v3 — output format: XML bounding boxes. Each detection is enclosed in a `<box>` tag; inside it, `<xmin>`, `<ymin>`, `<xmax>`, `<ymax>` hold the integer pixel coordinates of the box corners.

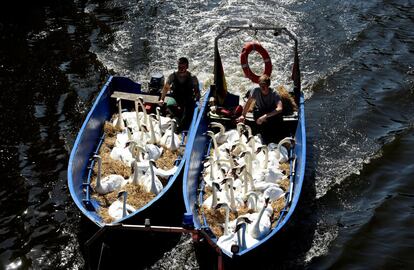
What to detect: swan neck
<box><xmin>135</xmin><ymin>101</ymin><xmax>141</xmax><ymax>131</ymax></box>
<box><xmin>132</xmin><ymin>162</ymin><xmax>139</xmax><ymax>184</ymax></box>
<box><xmin>149</xmin><ymin>162</ymin><xmax>157</xmax><ymax>192</ymax></box>
<box><xmin>211</xmin><ymin>184</ymin><xmax>217</xmax><ymax>207</ymax></box>
<box><xmin>122</xmin><ymin>193</ymin><xmax>127</xmax><ymax>218</ymax></box>
<box><xmin>224</xmin><ymin>206</ymin><xmax>229</xmax><ymax>235</ymax></box>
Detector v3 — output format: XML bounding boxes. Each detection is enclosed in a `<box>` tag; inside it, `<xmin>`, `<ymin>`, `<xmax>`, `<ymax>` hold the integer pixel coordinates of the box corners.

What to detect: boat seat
<box><xmin>111</xmin><ymin>91</ymin><xmax>174</xmax><ymax>104</ymax></box>
<box><xmin>245</xmin><ymin>111</ymin><xmax>298</xmax><ymax>122</ymax></box>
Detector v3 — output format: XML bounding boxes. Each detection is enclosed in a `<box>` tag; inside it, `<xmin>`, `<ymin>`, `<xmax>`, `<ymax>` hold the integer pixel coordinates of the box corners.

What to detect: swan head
<box><xmin>117</xmin><ymin>190</ymin><xmax>127</xmax><ymax>199</ymax></box>
<box><xmin>149</xmin><ymin>159</ymin><xmax>156</xmax><ymax>166</ymax></box>
<box><xmin>236</xmin><ymin>216</ymin><xmax>252</xmax><ymax>226</ymax></box>
<box><xmin>236</xmin><ymin>122</ymin><xmax>246</xmax><ymax>133</ymax></box>
<box><xmin>255</xmin><ymin>145</ymin><xmax>268</xmax><ymax>155</ymax></box>
<box><xmin>208</xmin><ymin>122</ymin><xmax>225</xmax><ymax>132</ymax></box>
<box><xmin>211</xmin><ymin>182</ymin><xmax>222</xmax><ymax>192</ymax></box>
<box><xmin>221</xmin><ymin>177</ymin><xmax>234</xmax><ymax>187</ymax></box>
<box><xmin>206</xmin><ymin>130</ymin><xmax>215</xmax><ymax>138</ymax></box>
<box><xmin>214</xmin><ymin>202</ymin><xmax>229</xmax><ymax>210</ymax></box>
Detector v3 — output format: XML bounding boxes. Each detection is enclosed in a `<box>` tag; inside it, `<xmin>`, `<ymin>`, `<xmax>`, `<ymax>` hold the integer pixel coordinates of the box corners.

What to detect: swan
<box><xmin>209</xmin><ymin>122</ymin><xmax>240</xmax><ymax>146</ymax></box>
<box><xmin>130</xmin><ymin>145</ymin><xmax>152</xmax><ymax>173</ymax></box>
<box><xmin>141</xmin><ymin>159</ymin><xmax>163</xmax><ymax>195</ymax></box>
<box><xmin>221</xmin><ymin>177</ymin><xmax>244</xmax><ymax>212</ymax></box>
<box><xmin>108</xmin><ymin>191</ymin><xmax>136</xmax><ymax>221</ymax></box>
<box><xmin>94</xmin><ymin>155</ymin><xmax>127</xmax><ymax>194</ymax></box>
<box><xmin>153</xmin><ymin>165</ymin><xmax>178</xmax><ymax>178</ymax></box>
<box><xmin>160</xmin><ymin>119</ymin><xmax>180</xmax><ymax>151</ymax></box>
<box><xmin>114</xmin><ymin>98</ymin><xmax>125</xmax><ymax>130</ymax></box>
<box><xmin>263</xmin><ymin>186</ymin><xmax>285</xmax><ymax>202</ymax></box>
<box><xmin>144</xmin><ymin>144</ymin><xmax>163</xmax><ymax>161</ymax></box>
<box><xmin>234</xmin><ymin>217</ymin><xmax>256</xmax><ymax>251</ymax></box>
<box><xmin>136</xmin><ymin>97</ymin><xmax>149</xmax><ymax>126</ymax></box>
<box><xmin>156</xmin><ymin>107</ymin><xmax>171</xmax><ymax>133</ymax></box>
<box><xmin>127</xmin><ymin>159</ymin><xmax>144</xmax><ymax>185</ymax></box>
<box><xmin>202</xmin><ymin>182</ymin><xmax>221</xmax><ymax>209</ymax></box>
<box><xmin>268</xmin><ymin>137</ymin><xmax>294</xmax><ymax>165</ymax></box>
<box><xmin>110</xmin><ymin>140</ymin><xmax>136</xmax><ymax>166</ymax></box>
<box><xmin>230</xmin><ymin>140</ymin><xmax>247</xmax><ymax>157</ymax></box>
<box><xmin>202</xmin><ymin>159</ymin><xmax>226</xmax><ymax>187</ymax></box>
<box><xmin>276</xmin><ymin>137</ymin><xmax>294</xmax><ymax>163</ymax></box>
<box><xmin>255</xmin><ymin>146</ymin><xmax>269</xmax><ymax>169</ymax></box>
<box><xmin>244</xmin><ymin>191</ymin><xmax>260</xmax><ymax>212</ymax></box>
<box><xmin>147</xmin><ymin>114</ymin><xmax>161</xmax><ymax>145</ymax></box>
<box><xmin>216</xmin><ymin>203</ymin><xmax>237</xmax><ymax>253</ymax></box>
<box><xmin>248</xmin><ymin>198</ymin><xmax>272</xmax><ymax>240</ymax></box>
<box><xmin>114</xmin><ymin>127</ymin><xmax>132</xmax><ymax>148</ymax></box>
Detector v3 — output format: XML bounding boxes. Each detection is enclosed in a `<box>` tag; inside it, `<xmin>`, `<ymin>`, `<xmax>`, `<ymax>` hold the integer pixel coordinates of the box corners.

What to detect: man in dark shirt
<box><xmin>160</xmin><ymin>57</ymin><xmax>200</xmax><ymax>130</ymax></box>
<box><xmin>237</xmin><ymin>74</ymin><xmax>283</xmax><ymax>143</ymax></box>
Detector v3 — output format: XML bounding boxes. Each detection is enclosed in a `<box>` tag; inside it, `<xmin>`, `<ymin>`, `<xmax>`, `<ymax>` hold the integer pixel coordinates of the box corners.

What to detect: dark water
<box><xmin>1</xmin><ymin>0</ymin><xmax>413</xmax><ymax>269</ymax></box>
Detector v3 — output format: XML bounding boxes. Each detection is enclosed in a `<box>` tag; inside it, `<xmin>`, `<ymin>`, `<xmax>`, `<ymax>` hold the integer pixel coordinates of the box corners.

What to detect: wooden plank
<box><xmin>111</xmin><ymin>91</ymin><xmax>173</xmax><ymax>104</ymax></box>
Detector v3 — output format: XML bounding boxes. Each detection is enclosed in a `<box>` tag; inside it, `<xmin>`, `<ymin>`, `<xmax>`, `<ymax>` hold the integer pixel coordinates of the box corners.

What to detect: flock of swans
<box><xmin>93</xmin><ymin>98</ymin><xmax>182</xmax><ymax>222</ymax></box>
<box><xmin>200</xmin><ymin>121</ymin><xmax>294</xmax><ymax>254</ymax></box>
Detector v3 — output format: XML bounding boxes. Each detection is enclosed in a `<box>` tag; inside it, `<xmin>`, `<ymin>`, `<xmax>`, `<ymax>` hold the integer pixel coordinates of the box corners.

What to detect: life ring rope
<box><xmin>240</xmin><ymin>41</ymin><xmax>272</xmax><ymax>83</ymax></box>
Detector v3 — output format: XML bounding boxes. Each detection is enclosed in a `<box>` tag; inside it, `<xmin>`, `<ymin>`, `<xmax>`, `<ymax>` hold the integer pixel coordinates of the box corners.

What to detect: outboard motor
<box><xmin>148</xmin><ymin>73</ymin><xmax>164</xmax><ymax>94</ymax></box>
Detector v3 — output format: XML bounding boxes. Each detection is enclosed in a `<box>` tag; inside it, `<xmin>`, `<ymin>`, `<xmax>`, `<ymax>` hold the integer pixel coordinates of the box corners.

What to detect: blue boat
<box><xmin>68</xmin><ymin>76</ymin><xmax>198</xmax><ymax>227</ymax></box>
<box><xmin>183</xmin><ymin>26</ymin><xmax>306</xmax><ymax>262</ymax></box>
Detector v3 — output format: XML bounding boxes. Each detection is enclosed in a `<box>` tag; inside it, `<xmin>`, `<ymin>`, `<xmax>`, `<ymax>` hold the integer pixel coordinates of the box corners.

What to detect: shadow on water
<box><xmin>78</xmin><ymin>216</ymin><xmax>183</xmax><ymax>270</ymax></box>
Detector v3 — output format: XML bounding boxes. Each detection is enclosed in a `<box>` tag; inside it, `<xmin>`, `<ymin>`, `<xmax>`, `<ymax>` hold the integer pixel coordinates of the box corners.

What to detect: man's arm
<box><xmin>256</xmin><ymin>100</ymin><xmax>283</xmax><ymax>124</ymax></box>
<box><xmin>237</xmin><ymin>96</ymin><xmax>254</xmax><ymax>123</ymax></box>
<box><xmin>193</xmin><ymin>76</ymin><xmax>200</xmax><ymax>100</ymax></box>
<box><xmin>160</xmin><ymin>75</ymin><xmax>172</xmax><ymax>104</ymax></box>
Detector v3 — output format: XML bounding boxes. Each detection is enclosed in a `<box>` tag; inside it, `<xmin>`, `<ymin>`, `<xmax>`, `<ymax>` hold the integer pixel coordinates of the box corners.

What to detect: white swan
<box><xmin>153</xmin><ymin>165</ymin><xmax>178</xmax><ymax>178</ymax></box>
<box><xmin>156</xmin><ymin>107</ymin><xmax>171</xmax><ymax>133</ymax></box>
<box><xmin>114</xmin><ymin>98</ymin><xmax>125</xmax><ymax>130</ymax></box>
<box><xmin>234</xmin><ymin>217</ymin><xmax>257</xmax><ymax>251</ymax></box>
<box><xmin>202</xmin><ymin>182</ymin><xmax>221</xmax><ymax>209</ymax></box>
<box><xmin>244</xmin><ymin>191</ymin><xmax>260</xmax><ymax>212</ymax></box>
<box><xmin>94</xmin><ymin>155</ymin><xmax>127</xmax><ymax>195</ymax></box>
<box><xmin>108</xmin><ymin>191</ymin><xmax>136</xmax><ymax>221</ymax></box>
<box><xmin>127</xmin><ymin>160</ymin><xmax>144</xmax><ymax>185</ymax></box>
<box><xmin>221</xmin><ymin>177</ymin><xmax>244</xmax><ymax>212</ymax></box>
<box><xmin>216</xmin><ymin>203</ymin><xmax>237</xmax><ymax>253</ymax></box>
<box><xmin>110</xmin><ymin>140</ymin><xmax>135</xmax><ymax>166</ymax></box>
<box><xmin>209</xmin><ymin>122</ymin><xmax>240</xmax><ymax>146</ymax></box>
<box><xmin>144</xmin><ymin>144</ymin><xmax>163</xmax><ymax>161</ymax></box>
<box><xmin>147</xmin><ymin>114</ymin><xmax>161</xmax><ymax>145</ymax></box>
<box><xmin>160</xmin><ymin>119</ymin><xmax>180</xmax><ymax>151</ymax></box>
<box><xmin>114</xmin><ymin>127</ymin><xmax>132</xmax><ymax>148</ymax></box>
<box><xmin>141</xmin><ymin>159</ymin><xmax>163</xmax><ymax>195</ymax></box>
<box><xmin>136</xmin><ymin>98</ymin><xmax>149</xmax><ymax>126</ymax></box>
<box><xmin>263</xmin><ymin>186</ymin><xmax>285</xmax><ymax>202</ymax></box>
<box><xmin>248</xmin><ymin>198</ymin><xmax>272</xmax><ymax>240</ymax></box>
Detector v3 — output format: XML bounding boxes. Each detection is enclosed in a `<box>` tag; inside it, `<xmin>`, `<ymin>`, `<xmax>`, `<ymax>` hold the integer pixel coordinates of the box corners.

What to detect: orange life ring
<box><xmin>240</xmin><ymin>42</ymin><xmax>272</xmax><ymax>83</ymax></box>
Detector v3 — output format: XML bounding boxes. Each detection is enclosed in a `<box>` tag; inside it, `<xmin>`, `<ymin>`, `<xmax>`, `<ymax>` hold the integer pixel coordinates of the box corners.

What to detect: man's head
<box><xmin>258</xmin><ymin>74</ymin><xmax>271</xmax><ymax>87</ymax></box>
<box><xmin>178</xmin><ymin>57</ymin><xmax>189</xmax><ymax>73</ymax></box>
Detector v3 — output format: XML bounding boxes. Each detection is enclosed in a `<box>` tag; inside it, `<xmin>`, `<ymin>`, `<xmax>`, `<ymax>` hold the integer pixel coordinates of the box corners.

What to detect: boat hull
<box><xmin>183</xmin><ymin>88</ymin><xmax>306</xmax><ymax>260</ymax></box>
<box><xmin>68</xmin><ymin>76</ymin><xmax>197</xmax><ymax>227</ymax></box>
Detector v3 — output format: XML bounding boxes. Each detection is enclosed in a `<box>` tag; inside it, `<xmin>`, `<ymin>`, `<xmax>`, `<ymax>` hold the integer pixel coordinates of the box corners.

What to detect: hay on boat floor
<box><xmin>95</xmin><ymin>183</ymin><xmax>156</xmax><ymax>224</ymax></box>
<box><xmin>91</xmin><ymin>121</ymin><xmax>182</xmax><ymax>223</ymax></box>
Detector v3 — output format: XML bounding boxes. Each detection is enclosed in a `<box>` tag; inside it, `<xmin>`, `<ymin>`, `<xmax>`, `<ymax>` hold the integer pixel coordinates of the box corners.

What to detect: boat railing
<box><xmin>275</xmin><ymin>147</ymin><xmax>296</xmax><ymax>227</ymax></box>
<box><xmin>85</xmin><ymin>221</ymin><xmax>225</xmax><ymax>270</ymax></box>
<box><xmin>82</xmin><ymin>133</ymin><xmax>106</xmax><ymax>211</ymax></box>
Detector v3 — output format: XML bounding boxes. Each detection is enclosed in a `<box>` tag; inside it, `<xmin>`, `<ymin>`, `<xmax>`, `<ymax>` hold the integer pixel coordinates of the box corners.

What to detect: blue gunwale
<box><xmin>68</xmin><ymin>76</ymin><xmax>199</xmax><ymax>227</ymax></box>
<box><xmin>182</xmin><ymin>90</ymin><xmax>306</xmax><ymax>259</ymax></box>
